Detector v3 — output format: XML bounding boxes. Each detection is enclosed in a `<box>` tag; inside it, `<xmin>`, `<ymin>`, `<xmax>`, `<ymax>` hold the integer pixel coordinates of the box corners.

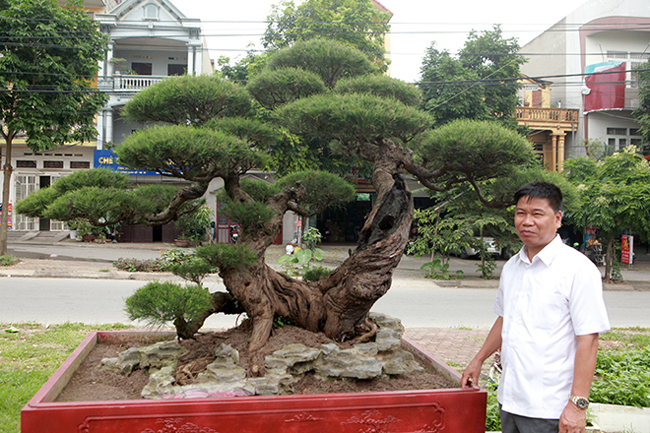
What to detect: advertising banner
<box><xmin>0</xmin><ymin>203</ymin><xmax>12</xmax><ymax>227</ymax></box>
<box><xmin>94</xmin><ymin>149</ymin><xmax>160</xmax><ymax>176</ymax></box>
<box><xmin>621</xmin><ymin>235</ymin><xmax>634</xmax><ymax>265</ymax></box>
<box><xmin>583</xmin><ymin>61</ymin><xmax>626</xmax><ymax>114</ymax></box>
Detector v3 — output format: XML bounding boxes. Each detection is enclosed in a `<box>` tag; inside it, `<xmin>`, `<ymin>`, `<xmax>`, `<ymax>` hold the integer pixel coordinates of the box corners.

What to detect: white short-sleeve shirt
<box><xmin>494</xmin><ymin>235</ymin><xmax>610</xmax><ymax>419</ymax></box>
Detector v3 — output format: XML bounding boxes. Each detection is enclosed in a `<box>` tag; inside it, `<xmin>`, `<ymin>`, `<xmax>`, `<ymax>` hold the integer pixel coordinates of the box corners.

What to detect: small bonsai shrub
<box><xmin>125</xmin><ymin>281</ymin><xmax>213</xmax><ymax>327</ymax></box>
<box><xmin>168</xmin><ymin>256</ymin><xmax>216</xmax><ymax>287</ymax></box>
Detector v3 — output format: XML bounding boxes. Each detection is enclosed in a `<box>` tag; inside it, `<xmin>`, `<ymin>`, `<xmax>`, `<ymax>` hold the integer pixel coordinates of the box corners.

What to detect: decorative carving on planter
<box><xmin>284</xmin><ymin>413</ymin><xmax>326</xmax><ymax>423</ymax></box>
<box><xmin>141</xmin><ymin>418</ymin><xmax>218</xmax><ymax>433</ymax></box>
<box><xmin>342</xmin><ymin>410</ymin><xmax>402</xmax><ymax>432</ymax></box>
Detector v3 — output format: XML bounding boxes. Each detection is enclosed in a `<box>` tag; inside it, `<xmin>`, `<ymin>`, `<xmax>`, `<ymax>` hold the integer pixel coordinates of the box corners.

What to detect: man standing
<box><xmin>461</xmin><ymin>181</ymin><xmax>610</xmax><ymax>433</ymax></box>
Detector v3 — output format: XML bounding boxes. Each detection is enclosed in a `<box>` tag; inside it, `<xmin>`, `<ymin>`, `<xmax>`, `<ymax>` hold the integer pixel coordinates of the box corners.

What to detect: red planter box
<box><xmin>22</xmin><ymin>331</ymin><xmax>486</xmax><ymax>433</ymax></box>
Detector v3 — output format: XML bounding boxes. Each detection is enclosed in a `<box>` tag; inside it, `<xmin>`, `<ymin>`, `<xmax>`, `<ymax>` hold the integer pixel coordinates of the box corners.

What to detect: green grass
<box><xmin>601</xmin><ymin>328</ymin><xmax>650</xmax><ymax>348</ymax></box>
<box><xmin>0</xmin><ymin>322</ymin><xmax>133</xmax><ymax>433</ymax></box>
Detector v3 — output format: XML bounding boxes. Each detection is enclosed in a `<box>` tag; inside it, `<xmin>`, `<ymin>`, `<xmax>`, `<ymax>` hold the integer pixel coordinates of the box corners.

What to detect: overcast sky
<box><xmin>177</xmin><ymin>0</ymin><xmax>591</xmax><ymax>83</ymax></box>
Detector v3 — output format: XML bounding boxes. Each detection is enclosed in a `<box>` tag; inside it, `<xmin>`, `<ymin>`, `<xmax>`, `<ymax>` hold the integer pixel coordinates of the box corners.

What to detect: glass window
<box><xmin>16</xmin><ymin>160</ymin><xmax>37</xmax><ymax>168</ymax></box>
<box><xmin>619</xmin><ymin>139</ymin><xmax>627</xmax><ymax>149</ymax></box>
<box><xmin>43</xmin><ymin>161</ymin><xmax>64</xmax><ymax>169</ymax></box>
<box><xmin>131</xmin><ymin>62</ymin><xmax>152</xmax><ymax>76</ymax></box>
<box><xmin>607</xmin><ymin>127</ymin><xmax>627</xmax><ymax>135</ymax></box>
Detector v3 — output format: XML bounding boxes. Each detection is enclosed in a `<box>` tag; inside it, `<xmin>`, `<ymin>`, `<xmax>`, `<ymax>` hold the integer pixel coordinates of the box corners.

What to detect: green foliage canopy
<box><xmin>263</xmin><ymin>0</ymin><xmax>391</xmax><ymax>69</ymax></box>
<box><xmin>419</xmin><ymin>25</ymin><xmax>525</xmax><ymax>128</ymax></box>
<box><xmin>0</xmin><ymin>0</ymin><xmax>109</xmax><ymax>149</ymax></box>
<box><xmin>122</xmin><ymin>75</ymin><xmax>252</xmax><ymax>127</ymax></box>
<box><xmin>265</xmin><ymin>38</ymin><xmax>378</xmax><ymax>88</ymax></box>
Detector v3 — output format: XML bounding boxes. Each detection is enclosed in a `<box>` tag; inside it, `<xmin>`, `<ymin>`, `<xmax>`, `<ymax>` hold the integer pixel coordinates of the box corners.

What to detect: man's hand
<box><xmin>559</xmin><ymin>402</ymin><xmax>587</xmax><ymax>433</ymax></box>
<box><xmin>461</xmin><ymin>360</ymin><xmax>482</xmax><ymax>389</ymax></box>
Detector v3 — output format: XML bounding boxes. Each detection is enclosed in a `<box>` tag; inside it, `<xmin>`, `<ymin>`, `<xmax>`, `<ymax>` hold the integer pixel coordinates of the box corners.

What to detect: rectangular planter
<box><xmin>22</xmin><ymin>331</ymin><xmax>487</xmax><ymax>433</ymax></box>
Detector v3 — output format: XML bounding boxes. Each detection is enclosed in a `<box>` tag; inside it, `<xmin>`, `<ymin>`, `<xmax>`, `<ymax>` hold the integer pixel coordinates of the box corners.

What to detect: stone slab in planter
<box><xmin>22</xmin><ymin>331</ymin><xmax>487</xmax><ymax>433</ymax></box>
<box><xmin>590</xmin><ymin>402</ymin><xmax>650</xmax><ymax>433</ymax></box>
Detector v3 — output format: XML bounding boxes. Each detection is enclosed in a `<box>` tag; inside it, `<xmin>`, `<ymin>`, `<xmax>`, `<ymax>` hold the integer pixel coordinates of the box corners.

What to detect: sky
<box><xmin>176</xmin><ymin>0</ymin><xmax>592</xmax><ymax>83</ymax></box>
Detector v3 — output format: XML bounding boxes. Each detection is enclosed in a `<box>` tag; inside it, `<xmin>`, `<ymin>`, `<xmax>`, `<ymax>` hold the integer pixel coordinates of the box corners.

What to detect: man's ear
<box><xmin>556</xmin><ymin>210</ymin><xmax>563</xmax><ymax>228</ymax></box>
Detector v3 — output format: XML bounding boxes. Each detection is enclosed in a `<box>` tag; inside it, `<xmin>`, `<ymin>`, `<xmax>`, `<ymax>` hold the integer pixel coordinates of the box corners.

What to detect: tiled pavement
<box><xmin>405</xmin><ymin>327</ymin><xmax>490</xmax><ymax>374</ymax></box>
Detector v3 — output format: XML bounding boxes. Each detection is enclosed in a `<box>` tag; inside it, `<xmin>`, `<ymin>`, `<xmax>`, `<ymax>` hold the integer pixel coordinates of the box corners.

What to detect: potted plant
<box><xmin>174</xmin><ymin>204</ymin><xmax>213</xmax><ymax>247</ymax></box>
<box><xmin>21</xmin><ymin>329</ymin><xmax>487</xmax><ymax>433</ymax></box>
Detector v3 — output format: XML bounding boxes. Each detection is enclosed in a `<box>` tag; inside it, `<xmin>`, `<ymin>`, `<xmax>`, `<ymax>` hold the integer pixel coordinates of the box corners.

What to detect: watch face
<box><xmin>576</xmin><ymin>398</ymin><xmax>589</xmax><ymax>409</ymax></box>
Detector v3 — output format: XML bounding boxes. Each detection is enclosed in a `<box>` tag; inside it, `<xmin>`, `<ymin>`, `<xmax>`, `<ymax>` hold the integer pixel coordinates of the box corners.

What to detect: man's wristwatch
<box><xmin>569</xmin><ymin>394</ymin><xmax>590</xmax><ymax>409</ymax></box>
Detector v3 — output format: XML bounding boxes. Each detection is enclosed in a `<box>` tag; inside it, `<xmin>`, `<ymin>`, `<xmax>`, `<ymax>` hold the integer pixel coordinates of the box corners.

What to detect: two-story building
<box><xmin>517</xmin><ymin>0</ymin><xmax>650</xmax><ymax>168</ymax></box>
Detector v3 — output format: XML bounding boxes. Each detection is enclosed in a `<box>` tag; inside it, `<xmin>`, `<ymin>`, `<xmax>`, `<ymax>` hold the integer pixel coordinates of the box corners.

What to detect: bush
<box><xmin>0</xmin><ymin>255</ymin><xmax>21</xmax><ymax>266</ymax></box>
<box><xmin>302</xmin><ymin>265</ymin><xmax>331</xmax><ymax>282</ymax></box>
<box><xmin>590</xmin><ymin>348</ymin><xmax>650</xmax><ymax>407</ymax></box>
<box><xmin>113</xmin><ymin>257</ymin><xmax>171</xmax><ymax>272</ymax></box>
<box><xmin>125</xmin><ymin>281</ymin><xmax>213</xmax><ymax>326</ymax></box>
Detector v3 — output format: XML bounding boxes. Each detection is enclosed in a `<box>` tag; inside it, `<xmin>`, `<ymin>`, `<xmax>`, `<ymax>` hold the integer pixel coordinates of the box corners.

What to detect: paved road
<box><xmin>2</xmin><ymin>277</ymin><xmax>649</xmax><ymax>329</ymax></box>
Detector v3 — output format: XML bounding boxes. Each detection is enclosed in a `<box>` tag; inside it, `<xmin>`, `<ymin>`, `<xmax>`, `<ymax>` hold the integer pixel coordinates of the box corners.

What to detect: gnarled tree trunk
<box><xmin>211</xmin><ymin>171</ymin><xmax>412</xmax><ymax>373</ymax></box>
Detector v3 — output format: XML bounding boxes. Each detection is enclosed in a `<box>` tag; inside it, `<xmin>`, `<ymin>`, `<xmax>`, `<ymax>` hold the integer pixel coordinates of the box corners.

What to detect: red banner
<box><xmin>584</xmin><ymin>62</ymin><xmax>626</xmax><ymax>114</ymax></box>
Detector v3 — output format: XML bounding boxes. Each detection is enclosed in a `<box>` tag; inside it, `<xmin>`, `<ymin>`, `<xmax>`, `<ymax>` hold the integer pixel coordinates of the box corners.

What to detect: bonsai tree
<box><xmin>17</xmin><ymin>39</ymin><xmax>535</xmax><ymax>374</ymax></box>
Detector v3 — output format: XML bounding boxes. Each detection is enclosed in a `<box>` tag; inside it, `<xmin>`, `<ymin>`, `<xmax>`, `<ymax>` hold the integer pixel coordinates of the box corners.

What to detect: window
<box><xmin>70</xmin><ymin>161</ymin><xmax>90</xmax><ymax>169</ymax></box>
<box><xmin>131</xmin><ymin>62</ymin><xmax>152</xmax><ymax>75</ymax></box>
<box><xmin>168</xmin><ymin>64</ymin><xmax>186</xmax><ymax>76</ymax></box>
<box><xmin>43</xmin><ymin>161</ymin><xmax>64</xmax><ymax>169</ymax></box>
<box><xmin>16</xmin><ymin>160</ymin><xmax>37</xmax><ymax>168</ymax></box>
<box><xmin>143</xmin><ymin>4</ymin><xmax>159</xmax><ymax>20</ymax></box>
<box><xmin>14</xmin><ymin>176</ymin><xmax>38</xmax><ymax>231</ymax></box>
<box><xmin>607</xmin><ymin>128</ymin><xmax>627</xmax><ymax>135</ymax></box>
<box><xmin>630</xmin><ymin>128</ymin><xmax>641</xmax><ymax>136</ymax></box>
<box><xmin>619</xmin><ymin>139</ymin><xmax>627</xmax><ymax>149</ymax></box>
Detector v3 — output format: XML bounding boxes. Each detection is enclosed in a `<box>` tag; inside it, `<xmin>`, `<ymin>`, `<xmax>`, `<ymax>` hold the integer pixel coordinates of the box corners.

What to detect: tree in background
<box><xmin>0</xmin><ymin>0</ymin><xmax>108</xmax><ymax>255</ymax></box>
<box><xmin>633</xmin><ymin>59</ymin><xmax>650</xmax><ymax>154</ymax></box>
<box><xmin>563</xmin><ymin>148</ymin><xmax>650</xmax><ymax>281</ymax></box>
<box><xmin>263</xmin><ymin>0</ymin><xmax>391</xmax><ymax>70</ymax></box>
<box><xmin>419</xmin><ymin>25</ymin><xmax>525</xmax><ymax>128</ymax></box>
<box><xmin>409</xmin><ymin>165</ymin><xmax>578</xmax><ymax>278</ymax></box>
<box><xmin>17</xmin><ymin>40</ymin><xmax>535</xmax><ymax>373</ymax></box>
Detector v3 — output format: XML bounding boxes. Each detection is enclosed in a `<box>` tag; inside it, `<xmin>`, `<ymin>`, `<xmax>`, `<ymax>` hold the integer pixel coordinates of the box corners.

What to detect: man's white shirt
<box><xmin>494</xmin><ymin>235</ymin><xmax>610</xmax><ymax>419</ymax></box>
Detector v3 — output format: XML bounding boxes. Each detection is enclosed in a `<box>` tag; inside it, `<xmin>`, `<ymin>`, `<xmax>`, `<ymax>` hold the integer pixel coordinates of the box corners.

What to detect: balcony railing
<box><xmin>98</xmin><ymin>75</ymin><xmax>165</xmax><ymax>92</ymax></box>
<box><xmin>516</xmin><ymin>107</ymin><xmax>578</xmax><ymax>123</ymax></box>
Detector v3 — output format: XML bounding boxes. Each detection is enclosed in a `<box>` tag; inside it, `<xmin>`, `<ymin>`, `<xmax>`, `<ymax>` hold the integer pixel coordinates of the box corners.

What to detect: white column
<box><xmin>195</xmin><ymin>45</ymin><xmax>204</xmax><ymax>75</ymax></box>
<box><xmin>96</xmin><ymin>111</ymin><xmax>105</xmax><ymax>150</ymax></box>
<box><xmin>106</xmin><ymin>109</ymin><xmax>114</xmax><ymax>145</ymax></box>
<box><xmin>106</xmin><ymin>41</ymin><xmax>115</xmax><ymax>76</ymax></box>
<box><xmin>187</xmin><ymin>45</ymin><xmax>195</xmax><ymax>75</ymax></box>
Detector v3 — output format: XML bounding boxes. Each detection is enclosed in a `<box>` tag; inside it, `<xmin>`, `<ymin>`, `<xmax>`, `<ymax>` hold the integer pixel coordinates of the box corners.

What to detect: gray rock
<box><xmin>369</xmin><ymin>312</ymin><xmax>405</xmax><ymax>336</ymax></box>
<box><xmin>264</xmin><ymin>343</ymin><xmax>321</xmax><ymax>374</ymax></box>
<box><xmin>314</xmin><ymin>344</ymin><xmax>383</xmax><ymax>379</ymax></box>
<box><xmin>375</xmin><ymin>327</ymin><xmax>402</xmax><ymax>352</ymax></box>
<box><xmin>378</xmin><ymin>348</ymin><xmax>425</xmax><ymax>376</ymax></box>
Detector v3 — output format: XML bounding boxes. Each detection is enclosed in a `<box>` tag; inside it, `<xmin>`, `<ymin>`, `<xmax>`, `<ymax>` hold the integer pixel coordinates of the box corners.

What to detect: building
<box><xmin>517</xmin><ymin>0</ymin><xmax>650</xmax><ymax>168</ymax></box>
<box><xmin>95</xmin><ymin>0</ymin><xmax>213</xmax><ymax>149</ymax></box>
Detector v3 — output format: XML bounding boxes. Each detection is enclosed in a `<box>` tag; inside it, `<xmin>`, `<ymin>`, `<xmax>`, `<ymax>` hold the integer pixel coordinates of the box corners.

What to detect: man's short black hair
<box><xmin>514</xmin><ymin>181</ymin><xmax>563</xmax><ymax>212</ymax></box>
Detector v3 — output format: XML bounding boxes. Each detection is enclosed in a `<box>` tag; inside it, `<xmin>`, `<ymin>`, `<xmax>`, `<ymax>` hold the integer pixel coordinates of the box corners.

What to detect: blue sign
<box><xmin>94</xmin><ymin>149</ymin><xmax>160</xmax><ymax>176</ymax></box>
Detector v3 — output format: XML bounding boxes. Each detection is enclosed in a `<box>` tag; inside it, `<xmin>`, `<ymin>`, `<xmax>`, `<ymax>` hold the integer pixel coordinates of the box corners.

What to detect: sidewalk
<box><xmin>4</xmin><ymin>236</ymin><xmax>650</xmax><ymax>290</ymax></box>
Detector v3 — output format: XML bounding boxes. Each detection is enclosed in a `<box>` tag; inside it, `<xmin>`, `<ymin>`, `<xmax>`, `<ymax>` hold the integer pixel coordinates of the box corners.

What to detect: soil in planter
<box><xmin>56</xmin><ymin>323</ymin><xmax>457</xmax><ymax>402</ymax></box>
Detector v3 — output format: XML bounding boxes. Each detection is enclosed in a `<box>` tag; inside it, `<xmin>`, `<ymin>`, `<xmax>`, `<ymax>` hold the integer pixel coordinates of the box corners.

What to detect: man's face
<box><xmin>514</xmin><ymin>196</ymin><xmax>562</xmax><ymax>258</ymax></box>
